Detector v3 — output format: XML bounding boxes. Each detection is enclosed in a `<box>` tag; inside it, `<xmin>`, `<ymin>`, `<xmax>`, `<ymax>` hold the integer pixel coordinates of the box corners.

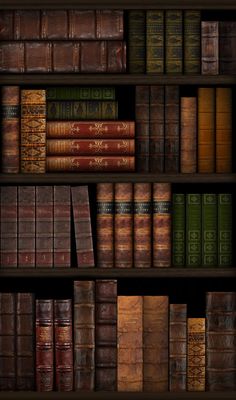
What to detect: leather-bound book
<box><xmin>146</xmin><ymin>11</ymin><xmax>164</xmax><ymax>73</ymax></box>
<box><xmin>180</xmin><ymin>97</ymin><xmax>197</xmax><ymax>173</ymax></box>
<box><xmin>1</xmin><ymin>86</ymin><xmax>20</xmax><ymax>173</ymax></box>
<box><xmin>198</xmin><ymin>88</ymin><xmax>215</xmax><ymax>173</ymax></box>
<box><xmin>36</xmin><ymin>299</ymin><xmax>54</xmax><ymax>391</ymax></box>
<box><xmin>97</xmin><ymin>183</ymin><xmax>114</xmax><ymax>268</ymax></box>
<box><xmin>165</xmin><ymin>10</ymin><xmax>183</xmax><ymax>73</ymax></box>
<box><xmin>14</xmin><ymin>10</ymin><xmax>41</xmax><ymax>39</ymax></box>
<box><xmin>18</xmin><ymin>186</ymin><xmax>36</xmax><ymax>268</ymax></box>
<box><xmin>47</xmin><ymin>101</ymin><xmax>118</xmax><ymax>120</ymax></box>
<box><xmin>0</xmin><ymin>42</ymin><xmax>24</xmax><ymax>72</ymax></box>
<box><xmin>150</xmin><ymin>86</ymin><xmax>164</xmax><ymax>172</ymax></box>
<box><xmin>206</xmin><ymin>292</ymin><xmax>236</xmax><ymax>391</ymax></box>
<box><xmin>187</xmin><ymin>318</ymin><xmax>205</xmax><ymax>391</ymax></box>
<box><xmin>134</xmin><ymin>183</ymin><xmax>152</xmax><ymax>268</ymax></box>
<box><xmin>71</xmin><ymin>186</ymin><xmax>95</xmax><ymax>268</ymax></box>
<box><xmin>202</xmin><ymin>194</ymin><xmax>217</xmax><ymax>266</ymax></box>
<box><xmin>169</xmin><ymin>304</ymin><xmax>187</xmax><ymax>391</ymax></box>
<box><xmin>128</xmin><ymin>11</ymin><xmax>145</xmax><ymax>73</ymax></box>
<box><xmin>0</xmin><ymin>11</ymin><xmax>14</xmax><ymax>39</ymax></box>
<box><xmin>54</xmin><ymin>300</ymin><xmax>73</xmax><ymax>391</ymax></box>
<box><xmin>95</xmin><ymin>280</ymin><xmax>117</xmax><ymax>391</ymax></box>
<box><xmin>118</xmin><ymin>296</ymin><xmax>143</xmax><ymax>391</ymax></box>
<box><xmin>0</xmin><ymin>186</ymin><xmax>17</xmax><ymax>268</ymax></box>
<box><xmin>172</xmin><ymin>193</ymin><xmax>185</xmax><ymax>267</ymax></box>
<box><xmin>143</xmin><ymin>296</ymin><xmax>169</xmax><ymax>391</ymax></box>
<box><xmin>36</xmin><ymin>186</ymin><xmax>53</xmax><ymax>268</ymax></box>
<box><xmin>114</xmin><ymin>183</ymin><xmax>133</xmax><ymax>268</ymax></box>
<box><xmin>220</xmin><ymin>22</ymin><xmax>236</xmax><ymax>74</ymax></box>
<box><xmin>135</xmin><ymin>86</ymin><xmax>149</xmax><ymax>172</ymax></box>
<box><xmin>153</xmin><ymin>183</ymin><xmax>171</xmax><ymax>267</ymax></box>
<box><xmin>201</xmin><ymin>22</ymin><xmax>219</xmax><ymax>75</ymax></box>
<box><xmin>216</xmin><ymin>88</ymin><xmax>232</xmax><ymax>173</ymax></box>
<box><xmin>0</xmin><ymin>293</ymin><xmax>16</xmax><ymax>390</ymax></box>
<box><xmin>53</xmin><ymin>186</ymin><xmax>71</xmax><ymax>268</ymax></box>
<box><xmin>46</xmin><ymin>156</ymin><xmax>135</xmax><ymax>172</ymax></box>
<box><xmin>184</xmin><ymin>11</ymin><xmax>201</xmax><ymax>74</ymax></box>
<box><xmin>218</xmin><ymin>194</ymin><xmax>232</xmax><ymax>266</ymax></box>
<box><xmin>74</xmin><ymin>281</ymin><xmax>95</xmax><ymax>391</ymax></box>
<box><xmin>21</xmin><ymin>90</ymin><xmax>46</xmax><ymax>173</ymax></box>
<box><xmin>47</xmin><ymin>87</ymin><xmax>115</xmax><ymax>101</ymax></box>
<box><xmin>80</xmin><ymin>41</ymin><xmax>126</xmax><ymax>73</ymax></box>
<box><xmin>186</xmin><ymin>194</ymin><xmax>201</xmax><ymax>266</ymax></box>
<box><xmin>41</xmin><ymin>10</ymin><xmax>68</xmax><ymax>39</ymax></box>
<box><xmin>165</xmin><ymin>86</ymin><xmax>180</xmax><ymax>173</ymax></box>
<box><xmin>16</xmin><ymin>293</ymin><xmax>34</xmax><ymax>390</ymax></box>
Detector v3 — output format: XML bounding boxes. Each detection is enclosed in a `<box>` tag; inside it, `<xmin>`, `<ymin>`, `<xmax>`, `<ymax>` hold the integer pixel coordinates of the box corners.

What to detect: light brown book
<box><xmin>201</xmin><ymin>22</ymin><xmax>219</xmax><ymax>75</ymax></box>
<box><xmin>187</xmin><ymin>318</ymin><xmax>205</xmax><ymax>391</ymax></box>
<box><xmin>198</xmin><ymin>88</ymin><xmax>215</xmax><ymax>173</ymax></box>
<box><xmin>181</xmin><ymin>97</ymin><xmax>197</xmax><ymax>173</ymax></box>
<box><xmin>216</xmin><ymin>88</ymin><xmax>232</xmax><ymax>173</ymax></box>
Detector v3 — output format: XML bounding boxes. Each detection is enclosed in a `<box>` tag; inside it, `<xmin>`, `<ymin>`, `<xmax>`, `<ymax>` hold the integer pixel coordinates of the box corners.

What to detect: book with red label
<box><xmin>36</xmin><ymin>186</ymin><xmax>53</xmax><ymax>268</ymax></box>
<box><xmin>97</xmin><ymin>183</ymin><xmax>114</xmax><ymax>268</ymax></box>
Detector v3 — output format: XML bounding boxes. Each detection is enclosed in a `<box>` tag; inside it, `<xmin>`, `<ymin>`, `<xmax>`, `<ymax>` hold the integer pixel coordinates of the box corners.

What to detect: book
<box><xmin>1</xmin><ymin>86</ymin><xmax>20</xmax><ymax>173</ymax></box>
<box><xmin>47</xmin><ymin>101</ymin><xmax>118</xmax><ymax>120</ymax></box>
<box><xmin>135</xmin><ymin>86</ymin><xmax>149</xmax><ymax>172</ymax></box>
<box><xmin>198</xmin><ymin>88</ymin><xmax>215</xmax><ymax>173</ymax></box>
<box><xmin>36</xmin><ymin>186</ymin><xmax>53</xmax><ymax>268</ymax></box>
<box><xmin>165</xmin><ymin>86</ymin><xmax>180</xmax><ymax>173</ymax></box>
<box><xmin>202</xmin><ymin>194</ymin><xmax>217</xmax><ymax>266</ymax></box>
<box><xmin>172</xmin><ymin>193</ymin><xmax>185</xmax><ymax>267</ymax></box>
<box><xmin>128</xmin><ymin>11</ymin><xmax>145</xmax><ymax>73</ymax></box>
<box><xmin>186</xmin><ymin>194</ymin><xmax>201</xmax><ymax>266</ymax></box>
<box><xmin>184</xmin><ymin>11</ymin><xmax>201</xmax><ymax>73</ymax></box>
<box><xmin>165</xmin><ymin>10</ymin><xmax>183</xmax><ymax>74</ymax></box>
<box><xmin>0</xmin><ymin>293</ymin><xmax>15</xmax><ymax>390</ymax></box>
<box><xmin>180</xmin><ymin>97</ymin><xmax>197</xmax><ymax>173</ymax></box>
<box><xmin>220</xmin><ymin>21</ymin><xmax>236</xmax><ymax>74</ymax></box>
<box><xmin>95</xmin><ymin>280</ymin><xmax>117</xmax><ymax>391</ymax></box>
<box><xmin>96</xmin><ymin>183</ymin><xmax>114</xmax><ymax>268</ymax></box>
<box><xmin>201</xmin><ymin>22</ymin><xmax>219</xmax><ymax>75</ymax></box>
<box><xmin>74</xmin><ymin>281</ymin><xmax>95</xmax><ymax>391</ymax></box>
<box><xmin>71</xmin><ymin>186</ymin><xmax>95</xmax><ymax>268</ymax></box>
<box><xmin>150</xmin><ymin>85</ymin><xmax>164</xmax><ymax>172</ymax></box>
<box><xmin>218</xmin><ymin>194</ymin><xmax>232</xmax><ymax>266</ymax></box>
<box><xmin>146</xmin><ymin>11</ymin><xmax>164</xmax><ymax>74</ymax></box>
<box><xmin>153</xmin><ymin>183</ymin><xmax>172</xmax><ymax>267</ymax></box>
<box><xmin>47</xmin><ymin>87</ymin><xmax>116</xmax><ymax>101</ymax></box>
<box><xmin>216</xmin><ymin>88</ymin><xmax>232</xmax><ymax>173</ymax></box>
<box><xmin>46</xmin><ymin>156</ymin><xmax>135</xmax><ymax>172</ymax></box>
<box><xmin>187</xmin><ymin>318</ymin><xmax>205</xmax><ymax>391</ymax></box>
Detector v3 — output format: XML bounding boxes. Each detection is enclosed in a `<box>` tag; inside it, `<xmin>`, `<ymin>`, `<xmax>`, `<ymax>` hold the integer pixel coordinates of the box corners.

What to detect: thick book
<box><xmin>218</xmin><ymin>194</ymin><xmax>232</xmax><ymax>266</ymax></box>
<box><xmin>95</xmin><ymin>280</ymin><xmax>117</xmax><ymax>391</ymax></box>
<box><xmin>165</xmin><ymin>10</ymin><xmax>183</xmax><ymax>74</ymax></box>
<box><xmin>47</xmin><ymin>87</ymin><xmax>115</xmax><ymax>101</ymax></box>
<box><xmin>198</xmin><ymin>88</ymin><xmax>215</xmax><ymax>173</ymax></box>
<box><xmin>143</xmin><ymin>296</ymin><xmax>169</xmax><ymax>391</ymax></box>
<box><xmin>169</xmin><ymin>304</ymin><xmax>187</xmax><ymax>391</ymax></box>
<box><xmin>36</xmin><ymin>299</ymin><xmax>54</xmax><ymax>391</ymax></box>
<box><xmin>96</xmin><ymin>183</ymin><xmax>114</xmax><ymax>268</ymax></box>
<box><xmin>172</xmin><ymin>193</ymin><xmax>185</xmax><ymax>267</ymax></box>
<box><xmin>134</xmin><ymin>183</ymin><xmax>152</xmax><ymax>268</ymax></box>
<box><xmin>36</xmin><ymin>186</ymin><xmax>53</xmax><ymax>268</ymax></box>
<box><xmin>187</xmin><ymin>318</ymin><xmax>205</xmax><ymax>391</ymax></box>
<box><xmin>184</xmin><ymin>11</ymin><xmax>201</xmax><ymax>74</ymax></box>
<box><xmin>216</xmin><ymin>88</ymin><xmax>232</xmax><ymax>173</ymax></box>
<box><xmin>71</xmin><ymin>186</ymin><xmax>95</xmax><ymax>268</ymax></box>
<box><xmin>180</xmin><ymin>97</ymin><xmax>197</xmax><ymax>173</ymax></box>
<box><xmin>165</xmin><ymin>86</ymin><xmax>180</xmax><ymax>173</ymax></box>
<box><xmin>220</xmin><ymin>21</ymin><xmax>236</xmax><ymax>74</ymax></box>
<box><xmin>47</xmin><ymin>101</ymin><xmax>118</xmax><ymax>120</ymax></box>
<box><xmin>153</xmin><ymin>183</ymin><xmax>172</xmax><ymax>267</ymax></box>
<box><xmin>118</xmin><ymin>296</ymin><xmax>143</xmax><ymax>391</ymax></box>
<box><xmin>1</xmin><ymin>86</ymin><xmax>20</xmax><ymax>173</ymax></box>
<box><xmin>46</xmin><ymin>156</ymin><xmax>135</xmax><ymax>172</ymax></box>
<box><xmin>54</xmin><ymin>300</ymin><xmax>73</xmax><ymax>391</ymax></box>
<box><xmin>202</xmin><ymin>194</ymin><xmax>217</xmax><ymax>266</ymax></box>
<box><xmin>0</xmin><ymin>293</ymin><xmax>15</xmax><ymax>390</ymax></box>
<box><xmin>74</xmin><ymin>281</ymin><xmax>95</xmax><ymax>391</ymax></box>
<box><xmin>150</xmin><ymin>85</ymin><xmax>164</xmax><ymax>172</ymax></box>
<box><xmin>114</xmin><ymin>183</ymin><xmax>133</xmax><ymax>268</ymax></box>
<box><xmin>186</xmin><ymin>194</ymin><xmax>201</xmax><ymax>266</ymax></box>
<box><xmin>146</xmin><ymin>11</ymin><xmax>164</xmax><ymax>74</ymax></box>
<box><xmin>201</xmin><ymin>22</ymin><xmax>219</xmax><ymax>75</ymax></box>
<box><xmin>206</xmin><ymin>292</ymin><xmax>236</xmax><ymax>391</ymax></box>
<box><xmin>135</xmin><ymin>86</ymin><xmax>149</xmax><ymax>172</ymax></box>
<box><xmin>128</xmin><ymin>11</ymin><xmax>145</xmax><ymax>73</ymax></box>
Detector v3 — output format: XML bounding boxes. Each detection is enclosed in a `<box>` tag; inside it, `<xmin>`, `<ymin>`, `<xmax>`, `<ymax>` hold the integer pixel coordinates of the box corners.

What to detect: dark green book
<box><xmin>146</xmin><ymin>10</ymin><xmax>164</xmax><ymax>73</ymax></box>
<box><xmin>186</xmin><ymin>194</ymin><xmax>201</xmax><ymax>266</ymax></box>
<box><xmin>128</xmin><ymin>10</ymin><xmax>146</xmax><ymax>73</ymax></box>
<box><xmin>172</xmin><ymin>193</ymin><xmax>185</xmax><ymax>267</ymax></box>
<box><xmin>202</xmin><ymin>194</ymin><xmax>217</xmax><ymax>266</ymax></box>
<box><xmin>47</xmin><ymin>101</ymin><xmax>118</xmax><ymax>120</ymax></box>
<box><xmin>218</xmin><ymin>194</ymin><xmax>232</xmax><ymax>266</ymax></box>
<box><xmin>184</xmin><ymin>10</ymin><xmax>201</xmax><ymax>74</ymax></box>
<box><xmin>46</xmin><ymin>87</ymin><xmax>116</xmax><ymax>101</ymax></box>
<box><xmin>165</xmin><ymin>10</ymin><xmax>183</xmax><ymax>74</ymax></box>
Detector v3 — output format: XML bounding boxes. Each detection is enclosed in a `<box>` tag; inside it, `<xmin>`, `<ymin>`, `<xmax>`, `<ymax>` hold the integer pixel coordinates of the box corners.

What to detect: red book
<box><xmin>36</xmin><ymin>186</ymin><xmax>53</xmax><ymax>268</ymax></box>
<box><xmin>18</xmin><ymin>186</ymin><xmax>35</xmax><ymax>268</ymax></box>
<box><xmin>0</xmin><ymin>186</ymin><xmax>17</xmax><ymax>268</ymax></box>
<box><xmin>46</xmin><ymin>156</ymin><xmax>135</xmax><ymax>172</ymax></box>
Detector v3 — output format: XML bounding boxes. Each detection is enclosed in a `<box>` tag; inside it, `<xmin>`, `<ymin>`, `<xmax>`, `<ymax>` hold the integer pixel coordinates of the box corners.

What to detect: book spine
<box><xmin>202</xmin><ymin>194</ymin><xmax>217</xmax><ymax>266</ymax></box>
<box><xmin>96</xmin><ymin>10</ymin><xmax>124</xmax><ymax>40</ymax></box>
<box><xmin>54</xmin><ymin>300</ymin><xmax>73</xmax><ymax>391</ymax></box>
<box><xmin>184</xmin><ymin>11</ymin><xmax>201</xmax><ymax>74</ymax></box>
<box><xmin>46</xmin><ymin>87</ymin><xmax>116</xmax><ymax>101</ymax></box>
<box><xmin>74</xmin><ymin>281</ymin><xmax>95</xmax><ymax>391</ymax></box>
<box><xmin>53</xmin><ymin>186</ymin><xmax>71</xmax><ymax>268</ymax></box>
<box><xmin>0</xmin><ymin>11</ymin><xmax>14</xmax><ymax>39</ymax></box>
<box><xmin>95</xmin><ymin>280</ymin><xmax>117</xmax><ymax>391</ymax></box>
<box><xmin>201</xmin><ymin>22</ymin><xmax>219</xmax><ymax>75</ymax></box>
<box><xmin>216</xmin><ymin>88</ymin><xmax>232</xmax><ymax>173</ymax></box>
<box><xmin>146</xmin><ymin>10</ymin><xmax>164</xmax><ymax>73</ymax></box>
<box><xmin>150</xmin><ymin>85</ymin><xmax>164</xmax><ymax>172</ymax></box>
<box><xmin>36</xmin><ymin>186</ymin><xmax>53</xmax><ymax>268</ymax></box>
<box><xmin>46</xmin><ymin>156</ymin><xmax>135</xmax><ymax>172</ymax></box>
<box><xmin>134</xmin><ymin>183</ymin><xmax>152</xmax><ymax>268</ymax></box>
<box><xmin>128</xmin><ymin>11</ymin><xmax>145</xmax><ymax>73</ymax></box>
<box><xmin>218</xmin><ymin>194</ymin><xmax>232</xmax><ymax>266</ymax></box>
<box><xmin>153</xmin><ymin>183</ymin><xmax>172</xmax><ymax>267</ymax></box>
<box><xmin>114</xmin><ymin>183</ymin><xmax>133</xmax><ymax>268</ymax></box>
<box><xmin>187</xmin><ymin>318</ymin><xmax>206</xmax><ymax>391</ymax></box>
<box><xmin>47</xmin><ymin>101</ymin><xmax>118</xmax><ymax>120</ymax></box>
<box><xmin>36</xmin><ymin>299</ymin><xmax>54</xmax><ymax>391</ymax></box>
<box><xmin>165</xmin><ymin>10</ymin><xmax>183</xmax><ymax>73</ymax></box>
<box><xmin>1</xmin><ymin>86</ymin><xmax>20</xmax><ymax>173</ymax></box>
<box><xmin>165</xmin><ymin>86</ymin><xmax>180</xmax><ymax>173</ymax></box>
<box><xmin>172</xmin><ymin>193</ymin><xmax>185</xmax><ymax>267</ymax></box>
<box><xmin>180</xmin><ymin>97</ymin><xmax>197</xmax><ymax>173</ymax></box>
<box><xmin>135</xmin><ymin>86</ymin><xmax>149</xmax><ymax>172</ymax></box>
<box><xmin>186</xmin><ymin>194</ymin><xmax>201</xmax><ymax>266</ymax></box>
<box><xmin>220</xmin><ymin>21</ymin><xmax>236</xmax><ymax>74</ymax></box>
<box><xmin>97</xmin><ymin>183</ymin><xmax>114</xmax><ymax>268</ymax></box>
<box><xmin>198</xmin><ymin>88</ymin><xmax>215</xmax><ymax>173</ymax></box>
<box><xmin>117</xmin><ymin>296</ymin><xmax>143</xmax><ymax>391</ymax></box>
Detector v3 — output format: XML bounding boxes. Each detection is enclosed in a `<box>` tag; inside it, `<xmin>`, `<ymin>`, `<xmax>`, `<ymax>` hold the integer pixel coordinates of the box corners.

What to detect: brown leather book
<box><xmin>165</xmin><ymin>86</ymin><xmax>180</xmax><ymax>173</ymax></box>
<box><xmin>1</xmin><ymin>86</ymin><xmax>20</xmax><ymax>173</ymax></box>
<box><xmin>180</xmin><ymin>97</ymin><xmax>197</xmax><ymax>173</ymax></box>
<box><xmin>46</xmin><ymin>156</ymin><xmax>135</xmax><ymax>172</ymax></box>
<box><xmin>71</xmin><ymin>186</ymin><xmax>95</xmax><ymax>268</ymax></box>
<box><xmin>36</xmin><ymin>186</ymin><xmax>53</xmax><ymax>268</ymax></box>
<box><xmin>0</xmin><ymin>186</ymin><xmax>17</xmax><ymax>268</ymax></box>
<box><xmin>118</xmin><ymin>296</ymin><xmax>143</xmax><ymax>391</ymax></box>
<box><xmin>54</xmin><ymin>300</ymin><xmax>73</xmax><ymax>391</ymax></box>
<box><xmin>187</xmin><ymin>318</ymin><xmax>205</xmax><ymax>391</ymax></box>
<box><xmin>36</xmin><ymin>299</ymin><xmax>54</xmax><ymax>391</ymax></box>
<box><xmin>206</xmin><ymin>292</ymin><xmax>236</xmax><ymax>391</ymax></box>
<box><xmin>153</xmin><ymin>183</ymin><xmax>172</xmax><ymax>267</ymax></box>
<box><xmin>97</xmin><ymin>183</ymin><xmax>114</xmax><ymax>268</ymax></box>
<box><xmin>134</xmin><ymin>183</ymin><xmax>152</xmax><ymax>268</ymax></box>
<box><xmin>169</xmin><ymin>304</ymin><xmax>187</xmax><ymax>392</ymax></box>
<box><xmin>150</xmin><ymin>86</ymin><xmax>164</xmax><ymax>173</ymax></box>
<box><xmin>216</xmin><ymin>88</ymin><xmax>232</xmax><ymax>173</ymax></box>
<box><xmin>14</xmin><ymin>10</ymin><xmax>41</xmax><ymax>39</ymax></box>
<box><xmin>143</xmin><ymin>296</ymin><xmax>169</xmax><ymax>391</ymax></box>
<box><xmin>16</xmin><ymin>293</ymin><xmax>34</xmax><ymax>390</ymax></box>
<box><xmin>95</xmin><ymin>280</ymin><xmax>117</xmax><ymax>391</ymax></box>
<box><xmin>201</xmin><ymin>22</ymin><xmax>219</xmax><ymax>75</ymax></box>
<box><xmin>135</xmin><ymin>86</ymin><xmax>149</xmax><ymax>172</ymax></box>
<box><xmin>198</xmin><ymin>88</ymin><xmax>215</xmax><ymax>173</ymax></box>
<box><xmin>220</xmin><ymin>22</ymin><xmax>236</xmax><ymax>74</ymax></box>
<box><xmin>74</xmin><ymin>281</ymin><xmax>95</xmax><ymax>391</ymax></box>
<box><xmin>114</xmin><ymin>183</ymin><xmax>133</xmax><ymax>268</ymax></box>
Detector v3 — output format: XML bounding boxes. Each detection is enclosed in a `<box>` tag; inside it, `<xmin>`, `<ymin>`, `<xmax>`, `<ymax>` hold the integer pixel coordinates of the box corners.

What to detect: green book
<box><xmin>202</xmin><ymin>194</ymin><xmax>217</xmax><ymax>266</ymax></box>
<box><xmin>165</xmin><ymin>10</ymin><xmax>183</xmax><ymax>74</ymax></box>
<box><xmin>146</xmin><ymin>10</ymin><xmax>164</xmax><ymax>73</ymax></box>
<box><xmin>218</xmin><ymin>194</ymin><xmax>232</xmax><ymax>266</ymax></box>
<box><xmin>128</xmin><ymin>10</ymin><xmax>146</xmax><ymax>73</ymax></box>
<box><xmin>184</xmin><ymin>10</ymin><xmax>201</xmax><ymax>74</ymax></box>
<box><xmin>47</xmin><ymin>101</ymin><xmax>118</xmax><ymax>120</ymax></box>
<box><xmin>186</xmin><ymin>194</ymin><xmax>201</xmax><ymax>266</ymax></box>
<box><xmin>172</xmin><ymin>193</ymin><xmax>185</xmax><ymax>266</ymax></box>
<box><xmin>46</xmin><ymin>87</ymin><xmax>116</xmax><ymax>101</ymax></box>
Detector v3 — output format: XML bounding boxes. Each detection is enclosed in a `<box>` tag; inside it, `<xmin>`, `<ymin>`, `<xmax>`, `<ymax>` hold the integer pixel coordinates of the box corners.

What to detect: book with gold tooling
<box><xmin>187</xmin><ymin>318</ymin><xmax>205</xmax><ymax>391</ymax></box>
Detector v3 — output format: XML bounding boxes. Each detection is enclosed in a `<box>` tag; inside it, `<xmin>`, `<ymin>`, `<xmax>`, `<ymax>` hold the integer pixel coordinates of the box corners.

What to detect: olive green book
<box><xmin>47</xmin><ymin>101</ymin><xmax>118</xmax><ymax>120</ymax></box>
<box><xmin>128</xmin><ymin>10</ymin><xmax>146</xmax><ymax>73</ymax></box>
<box><xmin>165</xmin><ymin>10</ymin><xmax>183</xmax><ymax>74</ymax></box>
<box><xmin>184</xmin><ymin>11</ymin><xmax>201</xmax><ymax>74</ymax></box>
<box><xmin>186</xmin><ymin>194</ymin><xmax>201</xmax><ymax>266</ymax></box>
<box><xmin>202</xmin><ymin>194</ymin><xmax>217</xmax><ymax>266</ymax></box>
<box><xmin>146</xmin><ymin>10</ymin><xmax>164</xmax><ymax>73</ymax></box>
<box><xmin>218</xmin><ymin>194</ymin><xmax>232</xmax><ymax>266</ymax></box>
<box><xmin>172</xmin><ymin>193</ymin><xmax>185</xmax><ymax>267</ymax></box>
<box><xmin>46</xmin><ymin>87</ymin><xmax>116</xmax><ymax>101</ymax></box>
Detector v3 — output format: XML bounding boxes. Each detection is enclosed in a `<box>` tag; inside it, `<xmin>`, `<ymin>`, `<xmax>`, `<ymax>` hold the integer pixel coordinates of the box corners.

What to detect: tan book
<box><xmin>187</xmin><ymin>318</ymin><xmax>205</xmax><ymax>391</ymax></box>
<box><xmin>216</xmin><ymin>88</ymin><xmax>232</xmax><ymax>173</ymax></box>
<box><xmin>181</xmin><ymin>97</ymin><xmax>197</xmax><ymax>173</ymax></box>
<box><xmin>198</xmin><ymin>88</ymin><xmax>215</xmax><ymax>173</ymax></box>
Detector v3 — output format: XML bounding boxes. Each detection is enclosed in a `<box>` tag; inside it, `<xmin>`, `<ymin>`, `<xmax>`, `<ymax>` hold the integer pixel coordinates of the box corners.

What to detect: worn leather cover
<box><xmin>0</xmin><ymin>293</ymin><xmax>15</xmax><ymax>390</ymax></box>
<box><xmin>220</xmin><ymin>21</ymin><xmax>236</xmax><ymax>74</ymax></box>
<box><xmin>165</xmin><ymin>86</ymin><xmax>180</xmax><ymax>173</ymax></box>
<box><xmin>201</xmin><ymin>22</ymin><xmax>219</xmax><ymax>75</ymax></box>
<box><xmin>97</xmin><ymin>183</ymin><xmax>114</xmax><ymax>268</ymax></box>
<box><xmin>0</xmin><ymin>186</ymin><xmax>17</xmax><ymax>268</ymax></box>
<box><xmin>216</xmin><ymin>88</ymin><xmax>232</xmax><ymax>173</ymax></box>
<box><xmin>187</xmin><ymin>318</ymin><xmax>205</xmax><ymax>391</ymax></box>
<box><xmin>47</xmin><ymin>156</ymin><xmax>135</xmax><ymax>172</ymax></box>
<box><xmin>181</xmin><ymin>97</ymin><xmax>197</xmax><ymax>173</ymax></box>
<box><xmin>150</xmin><ymin>85</ymin><xmax>164</xmax><ymax>172</ymax></box>
<box><xmin>135</xmin><ymin>86</ymin><xmax>149</xmax><ymax>172</ymax></box>
<box><xmin>198</xmin><ymin>88</ymin><xmax>215</xmax><ymax>173</ymax></box>
<box><xmin>36</xmin><ymin>186</ymin><xmax>53</xmax><ymax>268</ymax></box>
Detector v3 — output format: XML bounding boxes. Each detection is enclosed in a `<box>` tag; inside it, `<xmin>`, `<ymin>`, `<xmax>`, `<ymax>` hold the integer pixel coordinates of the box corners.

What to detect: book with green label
<box><xmin>186</xmin><ymin>194</ymin><xmax>201</xmax><ymax>266</ymax></box>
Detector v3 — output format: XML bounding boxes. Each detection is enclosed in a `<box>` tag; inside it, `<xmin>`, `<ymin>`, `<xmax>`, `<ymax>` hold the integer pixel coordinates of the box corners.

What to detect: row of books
<box><xmin>1</xmin><ymin>283</ymin><xmax>235</xmax><ymax>392</ymax></box>
<box><xmin>136</xmin><ymin>86</ymin><xmax>232</xmax><ymax>173</ymax></box>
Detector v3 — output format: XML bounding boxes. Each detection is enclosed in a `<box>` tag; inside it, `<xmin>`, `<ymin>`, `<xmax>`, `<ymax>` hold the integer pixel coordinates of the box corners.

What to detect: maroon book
<box><xmin>0</xmin><ymin>186</ymin><xmax>17</xmax><ymax>268</ymax></box>
<box><xmin>36</xmin><ymin>186</ymin><xmax>53</xmax><ymax>268</ymax></box>
<box><xmin>201</xmin><ymin>21</ymin><xmax>219</xmax><ymax>75</ymax></box>
<box><xmin>135</xmin><ymin>86</ymin><xmax>150</xmax><ymax>172</ymax></box>
<box><xmin>150</xmin><ymin>86</ymin><xmax>164</xmax><ymax>172</ymax></box>
<box><xmin>165</xmin><ymin>86</ymin><xmax>180</xmax><ymax>173</ymax></box>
